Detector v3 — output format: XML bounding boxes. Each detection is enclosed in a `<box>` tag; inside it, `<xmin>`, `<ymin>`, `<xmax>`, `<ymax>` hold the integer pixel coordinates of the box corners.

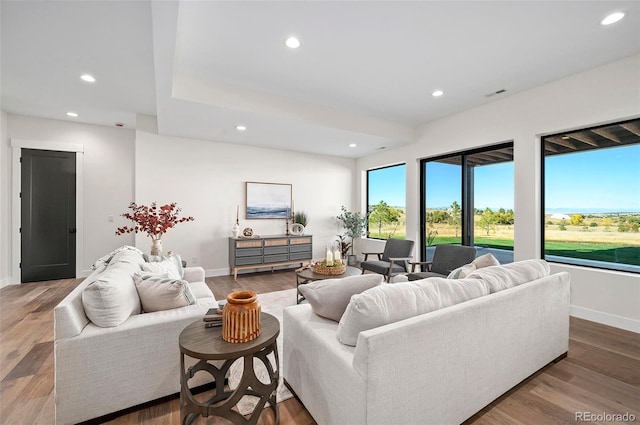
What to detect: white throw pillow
<box><xmin>82</xmin><ymin>261</ymin><xmax>142</xmax><ymax>327</ymax></box>
<box><xmin>336</xmin><ymin>277</ymin><xmax>489</xmax><ymax>346</ymax></box>
<box><xmin>457</xmin><ymin>253</ymin><xmax>500</xmax><ymax>278</ymax></box>
<box><xmin>472</xmin><ymin>253</ymin><xmax>500</xmax><ymax>269</ymax></box>
<box><xmin>133</xmin><ymin>273</ymin><xmax>197</xmax><ymax>313</ymax></box>
<box><xmin>141</xmin><ymin>258</ymin><xmax>181</xmax><ymax>280</ymax></box>
<box><xmin>144</xmin><ymin>253</ymin><xmax>184</xmax><ymax>279</ymax></box>
<box><xmin>298</xmin><ymin>274</ymin><xmax>384</xmax><ymax>322</ymax></box>
<box><xmin>389</xmin><ymin>274</ymin><xmax>409</xmax><ymax>283</ymax></box>
<box><xmin>448</xmin><ymin>263</ymin><xmax>475</xmax><ymax>279</ymax></box>
<box><xmin>466</xmin><ymin>259</ymin><xmax>551</xmax><ymax>293</ymax></box>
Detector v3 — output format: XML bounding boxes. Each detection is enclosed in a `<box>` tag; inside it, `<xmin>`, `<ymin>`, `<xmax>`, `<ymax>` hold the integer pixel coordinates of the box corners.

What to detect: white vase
<box><xmin>232</xmin><ymin>223</ymin><xmax>240</xmax><ymax>238</ymax></box>
<box><xmin>151</xmin><ymin>239</ymin><xmax>163</xmax><ymax>256</ymax></box>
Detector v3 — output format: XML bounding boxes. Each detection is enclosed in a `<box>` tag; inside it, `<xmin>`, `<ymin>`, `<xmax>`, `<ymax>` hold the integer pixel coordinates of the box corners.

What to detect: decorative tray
<box><xmin>312</xmin><ymin>261</ymin><xmax>346</xmax><ymax>275</ymax></box>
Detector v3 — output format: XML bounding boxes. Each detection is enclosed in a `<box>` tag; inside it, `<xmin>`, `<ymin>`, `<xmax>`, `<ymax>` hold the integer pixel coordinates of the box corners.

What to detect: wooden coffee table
<box><xmin>295</xmin><ymin>265</ymin><xmax>363</xmax><ymax>304</ymax></box>
<box><xmin>179</xmin><ymin>312</ymin><xmax>280</xmax><ymax>425</ymax></box>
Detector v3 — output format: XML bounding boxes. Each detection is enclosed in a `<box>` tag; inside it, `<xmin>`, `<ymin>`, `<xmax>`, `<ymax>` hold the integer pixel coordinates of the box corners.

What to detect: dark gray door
<box><xmin>21</xmin><ymin>149</ymin><xmax>76</xmax><ymax>283</ymax></box>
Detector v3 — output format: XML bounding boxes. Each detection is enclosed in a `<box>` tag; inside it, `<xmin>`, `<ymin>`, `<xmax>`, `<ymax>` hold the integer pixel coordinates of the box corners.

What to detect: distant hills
<box><xmin>544</xmin><ymin>208</ymin><xmax>640</xmax><ymax>214</ymax></box>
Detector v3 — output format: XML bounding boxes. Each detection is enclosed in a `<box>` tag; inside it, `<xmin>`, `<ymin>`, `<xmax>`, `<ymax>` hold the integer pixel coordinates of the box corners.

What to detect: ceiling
<box><xmin>2</xmin><ymin>1</ymin><xmax>639</xmax><ymax>158</ymax></box>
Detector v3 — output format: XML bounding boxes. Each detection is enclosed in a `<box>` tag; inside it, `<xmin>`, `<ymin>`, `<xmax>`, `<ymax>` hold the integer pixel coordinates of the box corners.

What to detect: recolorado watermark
<box><xmin>576</xmin><ymin>411</ymin><xmax>636</xmax><ymax>422</ymax></box>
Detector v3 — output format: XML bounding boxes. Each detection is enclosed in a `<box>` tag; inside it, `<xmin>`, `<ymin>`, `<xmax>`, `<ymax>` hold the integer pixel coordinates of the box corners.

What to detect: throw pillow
<box><xmin>144</xmin><ymin>253</ymin><xmax>184</xmax><ymax>279</ymax></box>
<box><xmin>92</xmin><ymin>246</ymin><xmax>144</xmax><ymax>270</ymax></box>
<box><xmin>389</xmin><ymin>274</ymin><xmax>409</xmax><ymax>283</ymax></box>
<box><xmin>141</xmin><ymin>258</ymin><xmax>182</xmax><ymax>280</ymax></box>
<box><xmin>472</xmin><ymin>252</ymin><xmax>500</xmax><ymax>269</ymax></box>
<box><xmin>448</xmin><ymin>263</ymin><xmax>475</xmax><ymax>279</ymax></box>
<box><xmin>458</xmin><ymin>253</ymin><xmax>500</xmax><ymax>278</ymax></box>
<box><xmin>133</xmin><ymin>273</ymin><xmax>197</xmax><ymax>313</ymax></box>
<box><xmin>298</xmin><ymin>274</ymin><xmax>384</xmax><ymax>322</ymax></box>
<box><xmin>336</xmin><ymin>277</ymin><xmax>489</xmax><ymax>346</ymax></box>
<box><xmin>82</xmin><ymin>261</ymin><xmax>142</xmax><ymax>327</ymax></box>
<box><xmin>465</xmin><ymin>259</ymin><xmax>550</xmax><ymax>293</ymax></box>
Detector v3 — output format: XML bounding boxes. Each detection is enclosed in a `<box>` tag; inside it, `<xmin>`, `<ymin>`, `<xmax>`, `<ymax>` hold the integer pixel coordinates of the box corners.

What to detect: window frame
<box><xmin>540</xmin><ymin>118</ymin><xmax>640</xmax><ymax>274</ymax></box>
<box><xmin>366</xmin><ymin>163</ymin><xmax>406</xmax><ymax>240</ymax></box>
<box><xmin>419</xmin><ymin>141</ymin><xmax>514</xmax><ymax>262</ymax></box>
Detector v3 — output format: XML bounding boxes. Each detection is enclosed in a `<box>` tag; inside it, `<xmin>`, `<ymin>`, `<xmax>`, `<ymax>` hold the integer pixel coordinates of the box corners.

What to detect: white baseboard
<box><xmin>0</xmin><ymin>276</ymin><xmax>16</xmax><ymax>289</ymax></box>
<box><xmin>205</xmin><ymin>267</ymin><xmax>230</xmax><ymax>278</ymax></box>
<box><xmin>570</xmin><ymin>305</ymin><xmax>640</xmax><ymax>333</ymax></box>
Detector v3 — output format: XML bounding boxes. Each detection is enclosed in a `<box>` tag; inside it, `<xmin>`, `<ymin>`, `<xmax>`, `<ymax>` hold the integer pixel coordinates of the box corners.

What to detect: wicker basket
<box><xmin>312</xmin><ymin>261</ymin><xmax>346</xmax><ymax>275</ymax></box>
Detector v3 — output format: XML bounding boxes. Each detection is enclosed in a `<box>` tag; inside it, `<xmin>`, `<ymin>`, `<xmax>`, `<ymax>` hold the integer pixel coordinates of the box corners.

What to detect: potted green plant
<box><xmin>294</xmin><ymin>211</ymin><xmax>309</xmax><ymax>227</ymax></box>
<box><xmin>336</xmin><ymin>206</ymin><xmax>368</xmax><ymax>265</ymax></box>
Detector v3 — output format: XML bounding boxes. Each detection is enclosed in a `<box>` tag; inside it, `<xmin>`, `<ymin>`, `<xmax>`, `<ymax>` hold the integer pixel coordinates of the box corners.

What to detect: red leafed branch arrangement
<box><xmin>115</xmin><ymin>202</ymin><xmax>194</xmax><ymax>240</ymax></box>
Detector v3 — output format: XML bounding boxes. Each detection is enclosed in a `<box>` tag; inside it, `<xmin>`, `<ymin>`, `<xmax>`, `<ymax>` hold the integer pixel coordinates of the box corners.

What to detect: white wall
<box><xmin>135</xmin><ymin>130</ymin><xmax>355</xmax><ymax>276</ymax></box>
<box><xmin>5</xmin><ymin>114</ymin><xmax>135</xmax><ymax>278</ymax></box>
<box><xmin>0</xmin><ymin>111</ymin><xmax>10</xmax><ymax>288</ymax></box>
<box><xmin>357</xmin><ymin>55</ymin><xmax>640</xmax><ymax>332</ymax></box>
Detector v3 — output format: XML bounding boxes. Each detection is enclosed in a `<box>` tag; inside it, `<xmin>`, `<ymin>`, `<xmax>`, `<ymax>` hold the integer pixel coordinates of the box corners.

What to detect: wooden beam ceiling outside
<box><xmin>544</xmin><ymin>119</ymin><xmax>639</xmax><ymax>156</ymax></box>
<box><xmin>621</xmin><ymin>121</ymin><xmax>640</xmax><ymax>137</ymax></box>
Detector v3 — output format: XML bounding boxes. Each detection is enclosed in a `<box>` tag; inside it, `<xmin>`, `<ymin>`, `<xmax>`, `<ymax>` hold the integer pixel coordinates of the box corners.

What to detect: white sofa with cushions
<box><xmin>54</xmin><ymin>248</ymin><xmax>216</xmax><ymax>424</ymax></box>
<box><xmin>284</xmin><ymin>259</ymin><xmax>570</xmax><ymax>425</ymax></box>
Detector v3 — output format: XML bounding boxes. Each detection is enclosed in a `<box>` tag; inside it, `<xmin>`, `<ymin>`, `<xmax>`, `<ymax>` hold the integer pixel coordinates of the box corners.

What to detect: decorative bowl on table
<box><xmin>312</xmin><ymin>260</ymin><xmax>346</xmax><ymax>275</ymax></box>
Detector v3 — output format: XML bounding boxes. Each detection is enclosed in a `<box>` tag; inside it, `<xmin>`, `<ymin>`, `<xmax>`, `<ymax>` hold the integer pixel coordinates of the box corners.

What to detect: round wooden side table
<box><xmin>179</xmin><ymin>312</ymin><xmax>280</xmax><ymax>425</ymax></box>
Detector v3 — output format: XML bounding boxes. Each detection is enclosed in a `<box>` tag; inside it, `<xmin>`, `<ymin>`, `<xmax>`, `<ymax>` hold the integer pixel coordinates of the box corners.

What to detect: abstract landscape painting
<box><xmin>246</xmin><ymin>182</ymin><xmax>292</xmax><ymax>219</ymax></box>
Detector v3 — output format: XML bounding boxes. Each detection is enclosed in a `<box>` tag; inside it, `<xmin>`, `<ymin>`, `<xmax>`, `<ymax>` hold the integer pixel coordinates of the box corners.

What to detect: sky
<box><xmin>545</xmin><ymin>144</ymin><xmax>640</xmax><ymax>212</ymax></box>
<box><xmin>368</xmin><ymin>164</ymin><xmax>406</xmax><ymax>207</ymax></box>
<box><xmin>369</xmin><ymin>144</ymin><xmax>640</xmax><ymax>213</ymax></box>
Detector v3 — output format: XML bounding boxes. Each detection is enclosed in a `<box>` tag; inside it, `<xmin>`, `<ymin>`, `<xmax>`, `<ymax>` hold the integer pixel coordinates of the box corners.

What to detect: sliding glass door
<box><xmin>420</xmin><ymin>143</ymin><xmax>514</xmax><ymax>263</ymax></box>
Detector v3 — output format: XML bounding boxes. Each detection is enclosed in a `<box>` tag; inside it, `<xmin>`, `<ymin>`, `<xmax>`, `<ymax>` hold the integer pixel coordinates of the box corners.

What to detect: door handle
<box><xmin>69</xmin><ymin>228</ymin><xmax>77</xmax><ymax>234</ymax></box>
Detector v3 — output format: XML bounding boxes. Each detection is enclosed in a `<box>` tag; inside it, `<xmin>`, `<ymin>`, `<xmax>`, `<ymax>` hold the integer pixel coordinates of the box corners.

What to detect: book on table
<box><xmin>203</xmin><ymin>308</ymin><xmax>223</xmax><ymax>322</ymax></box>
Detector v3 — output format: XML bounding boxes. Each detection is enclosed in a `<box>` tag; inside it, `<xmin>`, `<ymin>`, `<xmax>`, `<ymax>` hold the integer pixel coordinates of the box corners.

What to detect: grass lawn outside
<box><xmin>366</xmin><ymin>214</ymin><xmax>639</xmax><ymax>267</ymax></box>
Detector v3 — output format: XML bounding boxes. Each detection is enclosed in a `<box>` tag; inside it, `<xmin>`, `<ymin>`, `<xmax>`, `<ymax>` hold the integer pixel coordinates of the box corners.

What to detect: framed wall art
<box><xmin>245</xmin><ymin>182</ymin><xmax>292</xmax><ymax>219</ymax></box>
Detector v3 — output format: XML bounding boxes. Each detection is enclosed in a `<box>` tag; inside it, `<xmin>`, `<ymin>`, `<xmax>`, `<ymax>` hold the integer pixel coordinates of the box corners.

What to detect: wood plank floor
<box><xmin>1</xmin><ymin>269</ymin><xmax>638</xmax><ymax>424</ymax></box>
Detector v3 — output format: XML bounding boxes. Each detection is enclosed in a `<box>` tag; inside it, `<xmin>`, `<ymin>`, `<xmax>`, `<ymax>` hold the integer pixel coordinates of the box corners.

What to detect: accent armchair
<box><xmin>361</xmin><ymin>239</ymin><xmax>415</xmax><ymax>282</ymax></box>
<box><xmin>407</xmin><ymin>244</ymin><xmax>477</xmax><ymax>281</ymax></box>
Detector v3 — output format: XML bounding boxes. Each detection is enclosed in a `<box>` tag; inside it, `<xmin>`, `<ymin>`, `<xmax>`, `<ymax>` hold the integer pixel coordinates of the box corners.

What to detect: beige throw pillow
<box><xmin>133</xmin><ymin>273</ymin><xmax>197</xmax><ymax>313</ymax></box>
<box><xmin>298</xmin><ymin>274</ymin><xmax>384</xmax><ymax>322</ymax></box>
<box><xmin>337</xmin><ymin>277</ymin><xmax>489</xmax><ymax>346</ymax></box>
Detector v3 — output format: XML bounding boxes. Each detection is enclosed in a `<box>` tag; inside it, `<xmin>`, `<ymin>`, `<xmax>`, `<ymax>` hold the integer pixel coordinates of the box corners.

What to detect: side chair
<box><xmin>407</xmin><ymin>244</ymin><xmax>477</xmax><ymax>281</ymax></box>
<box><xmin>360</xmin><ymin>239</ymin><xmax>415</xmax><ymax>282</ymax></box>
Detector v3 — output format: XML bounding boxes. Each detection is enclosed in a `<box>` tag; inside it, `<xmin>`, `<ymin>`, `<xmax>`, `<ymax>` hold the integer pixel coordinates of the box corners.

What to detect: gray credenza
<box><xmin>228</xmin><ymin>235</ymin><xmax>313</xmax><ymax>279</ymax></box>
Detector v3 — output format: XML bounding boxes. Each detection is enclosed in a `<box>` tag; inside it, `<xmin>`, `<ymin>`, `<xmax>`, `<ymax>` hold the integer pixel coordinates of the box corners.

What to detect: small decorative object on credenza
<box><xmin>242</xmin><ymin>227</ymin><xmax>254</xmax><ymax>237</ymax></box>
<box><xmin>222</xmin><ymin>291</ymin><xmax>261</xmax><ymax>343</ymax></box>
<box><xmin>115</xmin><ymin>201</ymin><xmax>194</xmax><ymax>256</ymax></box>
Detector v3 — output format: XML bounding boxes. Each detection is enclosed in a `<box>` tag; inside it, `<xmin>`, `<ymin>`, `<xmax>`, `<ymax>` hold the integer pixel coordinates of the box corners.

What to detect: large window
<box><xmin>420</xmin><ymin>143</ymin><xmax>514</xmax><ymax>263</ymax></box>
<box><xmin>367</xmin><ymin>164</ymin><xmax>406</xmax><ymax>239</ymax></box>
<box><xmin>542</xmin><ymin>119</ymin><xmax>640</xmax><ymax>273</ymax></box>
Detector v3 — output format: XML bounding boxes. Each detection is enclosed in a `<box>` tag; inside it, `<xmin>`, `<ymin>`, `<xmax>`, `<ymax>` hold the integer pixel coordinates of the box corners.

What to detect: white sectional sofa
<box><xmin>283</xmin><ymin>259</ymin><xmax>570</xmax><ymax>425</ymax></box>
<box><xmin>54</xmin><ymin>249</ymin><xmax>217</xmax><ymax>424</ymax></box>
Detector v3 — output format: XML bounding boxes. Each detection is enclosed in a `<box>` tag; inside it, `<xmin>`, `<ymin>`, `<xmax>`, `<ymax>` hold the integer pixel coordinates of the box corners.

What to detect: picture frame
<box><xmin>246</xmin><ymin>182</ymin><xmax>292</xmax><ymax>219</ymax></box>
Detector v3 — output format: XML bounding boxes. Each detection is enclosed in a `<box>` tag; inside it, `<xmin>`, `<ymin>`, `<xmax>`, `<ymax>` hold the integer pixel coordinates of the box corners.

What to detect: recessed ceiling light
<box><xmin>236</xmin><ymin>125</ymin><xmax>247</xmax><ymax>131</ymax></box>
<box><xmin>66</xmin><ymin>112</ymin><xmax>78</xmax><ymax>117</ymax></box>
<box><xmin>285</xmin><ymin>36</ymin><xmax>301</xmax><ymax>49</ymax></box>
<box><xmin>601</xmin><ymin>12</ymin><xmax>624</xmax><ymax>25</ymax></box>
<box><xmin>349</xmin><ymin>143</ymin><xmax>357</xmax><ymax>148</ymax></box>
<box><xmin>432</xmin><ymin>90</ymin><xmax>444</xmax><ymax>97</ymax></box>
<box><xmin>80</xmin><ymin>74</ymin><xmax>96</xmax><ymax>83</ymax></box>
